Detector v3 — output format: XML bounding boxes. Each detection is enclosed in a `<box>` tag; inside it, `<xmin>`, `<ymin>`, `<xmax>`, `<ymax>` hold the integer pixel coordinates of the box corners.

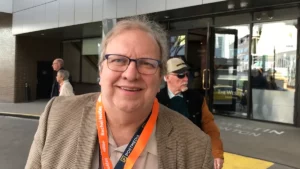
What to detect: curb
<box><xmin>0</xmin><ymin>112</ymin><xmax>40</xmax><ymax>120</ymax></box>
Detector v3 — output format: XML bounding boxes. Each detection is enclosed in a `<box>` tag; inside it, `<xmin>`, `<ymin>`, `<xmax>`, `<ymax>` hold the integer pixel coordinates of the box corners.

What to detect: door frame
<box><xmin>295</xmin><ymin>17</ymin><xmax>300</xmax><ymax>126</ymax></box>
<box><xmin>206</xmin><ymin>26</ymin><xmax>240</xmax><ymax>114</ymax></box>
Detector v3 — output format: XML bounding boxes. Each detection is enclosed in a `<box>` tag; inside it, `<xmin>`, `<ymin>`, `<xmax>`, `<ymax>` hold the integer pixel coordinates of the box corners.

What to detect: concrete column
<box><xmin>0</xmin><ymin>13</ymin><xmax>16</xmax><ymax>102</ymax></box>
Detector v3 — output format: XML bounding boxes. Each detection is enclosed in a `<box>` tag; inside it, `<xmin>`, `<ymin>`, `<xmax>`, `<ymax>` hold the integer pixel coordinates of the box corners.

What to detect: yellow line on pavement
<box><xmin>223</xmin><ymin>152</ymin><xmax>274</xmax><ymax>169</ymax></box>
<box><xmin>0</xmin><ymin>112</ymin><xmax>40</xmax><ymax>118</ymax></box>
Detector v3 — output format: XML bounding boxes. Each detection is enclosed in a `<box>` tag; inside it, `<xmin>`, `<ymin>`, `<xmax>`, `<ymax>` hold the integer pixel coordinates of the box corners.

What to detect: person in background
<box><xmin>157</xmin><ymin>57</ymin><xmax>224</xmax><ymax>169</ymax></box>
<box><xmin>252</xmin><ymin>68</ymin><xmax>267</xmax><ymax>89</ymax></box>
<box><xmin>25</xmin><ymin>16</ymin><xmax>213</xmax><ymax>169</ymax></box>
<box><xmin>56</xmin><ymin>70</ymin><xmax>74</xmax><ymax>96</ymax></box>
<box><xmin>51</xmin><ymin>58</ymin><xmax>64</xmax><ymax>97</ymax></box>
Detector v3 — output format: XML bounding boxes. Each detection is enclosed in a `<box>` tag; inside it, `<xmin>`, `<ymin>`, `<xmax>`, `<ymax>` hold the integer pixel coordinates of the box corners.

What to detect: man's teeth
<box><xmin>121</xmin><ymin>87</ymin><xmax>141</xmax><ymax>91</ymax></box>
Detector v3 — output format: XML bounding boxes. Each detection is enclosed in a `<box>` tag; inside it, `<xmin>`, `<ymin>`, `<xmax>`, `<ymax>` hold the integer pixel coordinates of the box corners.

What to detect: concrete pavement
<box><xmin>0</xmin><ymin>99</ymin><xmax>47</xmax><ymax>115</ymax></box>
<box><xmin>216</xmin><ymin>116</ymin><xmax>300</xmax><ymax>169</ymax></box>
<box><xmin>0</xmin><ymin>116</ymin><xmax>38</xmax><ymax>169</ymax></box>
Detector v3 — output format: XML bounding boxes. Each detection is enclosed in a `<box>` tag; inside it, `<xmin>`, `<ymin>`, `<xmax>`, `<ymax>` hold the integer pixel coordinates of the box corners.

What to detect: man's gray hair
<box><xmin>55</xmin><ymin>58</ymin><xmax>64</xmax><ymax>67</ymax></box>
<box><xmin>98</xmin><ymin>16</ymin><xmax>169</xmax><ymax>75</ymax></box>
<box><xmin>58</xmin><ymin>70</ymin><xmax>70</xmax><ymax>80</ymax></box>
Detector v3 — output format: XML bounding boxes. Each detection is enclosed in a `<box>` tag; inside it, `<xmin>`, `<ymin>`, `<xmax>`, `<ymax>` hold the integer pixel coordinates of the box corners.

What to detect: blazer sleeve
<box><xmin>201</xmin><ymin>99</ymin><xmax>224</xmax><ymax>159</ymax></box>
<box><xmin>25</xmin><ymin>98</ymin><xmax>55</xmax><ymax>169</ymax></box>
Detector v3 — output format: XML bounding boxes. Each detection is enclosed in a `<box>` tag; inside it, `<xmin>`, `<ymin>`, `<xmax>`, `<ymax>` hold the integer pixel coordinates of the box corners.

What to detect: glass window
<box><xmin>170</xmin><ymin>35</ymin><xmax>186</xmax><ymax>59</ymax></box>
<box><xmin>213</xmin><ymin>25</ymin><xmax>250</xmax><ymax>118</ymax></box>
<box><xmin>62</xmin><ymin>38</ymin><xmax>100</xmax><ymax>84</ymax></box>
<box><xmin>251</xmin><ymin>20</ymin><xmax>297</xmax><ymax>124</ymax></box>
<box><xmin>81</xmin><ymin>38</ymin><xmax>101</xmax><ymax>84</ymax></box>
<box><xmin>63</xmin><ymin>41</ymin><xmax>81</xmax><ymax>82</ymax></box>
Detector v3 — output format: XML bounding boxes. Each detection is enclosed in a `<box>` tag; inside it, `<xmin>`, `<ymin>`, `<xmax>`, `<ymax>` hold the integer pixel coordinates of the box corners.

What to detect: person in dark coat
<box><xmin>156</xmin><ymin>57</ymin><xmax>224</xmax><ymax>169</ymax></box>
<box><xmin>51</xmin><ymin>58</ymin><xmax>73</xmax><ymax>97</ymax></box>
<box><xmin>252</xmin><ymin>68</ymin><xmax>268</xmax><ymax>89</ymax></box>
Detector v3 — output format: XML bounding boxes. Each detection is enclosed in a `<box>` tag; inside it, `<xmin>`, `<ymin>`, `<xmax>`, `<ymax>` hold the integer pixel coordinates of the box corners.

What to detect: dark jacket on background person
<box><xmin>156</xmin><ymin>86</ymin><xmax>224</xmax><ymax>159</ymax></box>
<box><xmin>50</xmin><ymin>68</ymin><xmax>73</xmax><ymax>98</ymax></box>
<box><xmin>157</xmin><ymin>87</ymin><xmax>204</xmax><ymax>127</ymax></box>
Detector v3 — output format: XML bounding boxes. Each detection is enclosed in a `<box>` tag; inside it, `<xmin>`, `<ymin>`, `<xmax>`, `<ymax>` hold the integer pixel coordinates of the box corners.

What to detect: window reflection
<box><xmin>251</xmin><ymin>20</ymin><xmax>297</xmax><ymax>124</ymax></box>
<box><xmin>213</xmin><ymin>25</ymin><xmax>250</xmax><ymax>118</ymax></box>
<box><xmin>170</xmin><ymin>35</ymin><xmax>186</xmax><ymax>58</ymax></box>
<box><xmin>82</xmin><ymin>38</ymin><xmax>101</xmax><ymax>84</ymax></box>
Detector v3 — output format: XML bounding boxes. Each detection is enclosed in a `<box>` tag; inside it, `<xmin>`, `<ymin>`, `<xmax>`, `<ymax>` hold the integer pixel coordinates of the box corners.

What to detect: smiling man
<box><xmin>25</xmin><ymin>16</ymin><xmax>213</xmax><ymax>169</ymax></box>
<box><xmin>157</xmin><ymin>57</ymin><xmax>224</xmax><ymax>169</ymax></box>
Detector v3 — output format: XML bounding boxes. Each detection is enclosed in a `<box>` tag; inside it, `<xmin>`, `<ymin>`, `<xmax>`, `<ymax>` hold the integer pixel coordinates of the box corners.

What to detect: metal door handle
<box><xmin>202</xmin><ymin>69</ymin><xmax>207</xmax><ymax>90</ymax></box>
<box><xmin>207</xmin><ymin>69</ymin><xmax>211</xmax><ymax>90</ymax></box>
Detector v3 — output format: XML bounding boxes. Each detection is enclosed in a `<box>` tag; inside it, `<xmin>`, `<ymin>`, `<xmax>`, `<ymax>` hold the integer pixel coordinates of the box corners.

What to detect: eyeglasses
<box><xmin>171</xmin><ymin>72</ymin><xmax>189</xmax><ymax>79</ymax></box>
<box><xmin>104</xmin><ymin>54</ymin><xmax>161</xmax><ymax>75</ymax></box>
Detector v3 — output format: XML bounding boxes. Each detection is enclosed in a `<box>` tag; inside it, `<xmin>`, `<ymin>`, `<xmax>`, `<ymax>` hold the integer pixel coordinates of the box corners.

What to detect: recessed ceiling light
<box><xmin>228</xmin><ymin>0</ymin><xmax>235</xmax><ymax>10</ymax></box>
<box><xmin>240</xmin><ymin>0</ymin><xmax>248</xmax><ymax>8</ymax></box>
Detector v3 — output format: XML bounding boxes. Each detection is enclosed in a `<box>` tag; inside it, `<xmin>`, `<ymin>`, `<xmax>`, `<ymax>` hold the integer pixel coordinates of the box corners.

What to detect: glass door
<box><xmin>207</xmin><ymin>27</ymin><xmax>249</xmax><ymax>118</ymax></box>
<box><xmin>185</xmin><ymin>29</ymin><xmax>208</xmax><ymax>93</ymax></box>
<box><xmin>251</xmin><ymin>20</ymin><xmax>297</xmax><ymax>124</ymax></box>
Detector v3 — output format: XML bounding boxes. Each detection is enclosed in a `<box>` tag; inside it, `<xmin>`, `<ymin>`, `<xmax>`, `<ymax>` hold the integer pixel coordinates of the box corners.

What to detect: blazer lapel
<box><xmin>156</xmin><ymin>105</ymin><xmax>176</xmax><ymax>169</ymax></box>
<box><xmin>74</xmin><ymin>94</ymin><xmax>98</xmax><ymax>169</ymax></box>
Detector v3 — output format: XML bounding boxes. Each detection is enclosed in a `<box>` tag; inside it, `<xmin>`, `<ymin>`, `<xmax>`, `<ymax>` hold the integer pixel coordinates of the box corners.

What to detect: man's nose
<box><xmin>183</xmin><ymin>74</ymin><xmax>188</xmax><ymax>81</ymax></box>
<box><xmin>122</xmin><ymin>61</ymin><xmax>140</xmax><ymax>80</ymax></box>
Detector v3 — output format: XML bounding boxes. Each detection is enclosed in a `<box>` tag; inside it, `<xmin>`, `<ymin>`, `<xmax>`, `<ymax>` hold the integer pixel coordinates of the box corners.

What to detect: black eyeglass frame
<box><xmin>104</xmin><ymin>54</ymin><xmax>162</xmax><ymax>75</ymax></box>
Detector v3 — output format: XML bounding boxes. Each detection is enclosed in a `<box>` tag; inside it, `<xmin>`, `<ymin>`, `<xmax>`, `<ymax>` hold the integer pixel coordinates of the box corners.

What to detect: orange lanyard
<box><xmin>96</xmin><ymin>95</ymin><xmax>159</xmax><ymax>169</ymax></box>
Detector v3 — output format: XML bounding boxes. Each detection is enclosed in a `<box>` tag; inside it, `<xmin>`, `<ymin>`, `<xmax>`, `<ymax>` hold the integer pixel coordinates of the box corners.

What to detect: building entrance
<box><xmin>169</xmin><ymin>27</ymin><xmax>247</xmax><ymax>118</ymax></box>
<box><xmin>169</xmin><ymin>18</ymin><xmax>298</xmax><ymax>124</ymax></box>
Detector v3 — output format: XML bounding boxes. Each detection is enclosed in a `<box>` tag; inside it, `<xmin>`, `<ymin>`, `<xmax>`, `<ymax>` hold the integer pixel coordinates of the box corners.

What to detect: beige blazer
<box><xmin>25</xmin><ymin>93</ymin><xmax>213</xmax><ymax>169</ymax></box>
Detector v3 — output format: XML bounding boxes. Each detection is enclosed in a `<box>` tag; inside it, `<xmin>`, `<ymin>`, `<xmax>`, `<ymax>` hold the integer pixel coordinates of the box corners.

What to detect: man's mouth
<box><xmin>119</xmin><ymin>86</ymin><xmax>142</xmax><ymax>92</ymax></box>
<box><xmin>181</xmin><ymin>82</ymin><xmax>188</xmax><ymax>86</ymax></box>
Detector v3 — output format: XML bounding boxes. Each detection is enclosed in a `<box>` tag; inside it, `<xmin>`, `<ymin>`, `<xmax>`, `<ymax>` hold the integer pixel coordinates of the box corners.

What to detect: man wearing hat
<box><xmin>157</xmin><ymin>57</ymin><xmax>224</xmax><ymax>169</ymax></box>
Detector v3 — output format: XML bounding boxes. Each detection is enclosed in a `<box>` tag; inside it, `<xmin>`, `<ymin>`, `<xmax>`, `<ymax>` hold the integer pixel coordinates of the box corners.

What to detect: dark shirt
<box><xmin>156</xmin><ymin>87</ymin><xmax>203</xmax><ymax>128</ymax></box>
<box><xmin>169</xmin><ymin>96</ymin><xmax>189</xmax><ymax>118</ymax></box>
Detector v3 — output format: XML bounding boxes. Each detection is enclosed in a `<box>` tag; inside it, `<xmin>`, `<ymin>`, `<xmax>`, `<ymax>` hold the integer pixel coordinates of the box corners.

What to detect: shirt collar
<box><xmin>108</xmin><ymin>125</ymin><xmax>157</xmax><ymax>156</ymax></box>
<box><xmin>167</xmin><ymin>87</ymin><xmax>183</xmax><ymax>99</ymax></box>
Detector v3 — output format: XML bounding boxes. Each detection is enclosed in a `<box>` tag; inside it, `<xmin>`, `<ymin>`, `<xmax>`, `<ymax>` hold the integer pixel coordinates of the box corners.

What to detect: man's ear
<box><xmin>163</xmin><ymin>75</ymin><xmax>168</xmax><ymax>82</ymax></box>
<box><xmin>99</xmin><ymin>62</ymin><xmax>104</xmax><ymax>73</ymax></box>
<box><xmin>98</xmin><ymin>64</ymin><xmax>104</xmax><ymax>85</ymax></box>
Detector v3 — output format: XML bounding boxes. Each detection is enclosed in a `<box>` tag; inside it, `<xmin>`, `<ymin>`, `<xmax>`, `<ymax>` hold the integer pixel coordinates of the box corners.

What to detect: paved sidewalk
<box><xmin>0</xmin><ymin>99</ymin><xmax>48</xmax><ymax>118</ymax></box>
<box><xmin>216</xmin><ymin>116</ymin><xmax>300</xmax><ymax>169</ymax></box>
<box><xmin>0</xmin><ymin>100</ymin><xmax>299</xmax><ymax>168</ymax></box>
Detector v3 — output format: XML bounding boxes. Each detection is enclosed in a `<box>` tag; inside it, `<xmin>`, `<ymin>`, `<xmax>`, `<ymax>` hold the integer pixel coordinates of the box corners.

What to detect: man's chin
<box><xmin>115</xmin><ymin>101</ymin><xmax>142</xmax><ymax>112</ymax></box>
